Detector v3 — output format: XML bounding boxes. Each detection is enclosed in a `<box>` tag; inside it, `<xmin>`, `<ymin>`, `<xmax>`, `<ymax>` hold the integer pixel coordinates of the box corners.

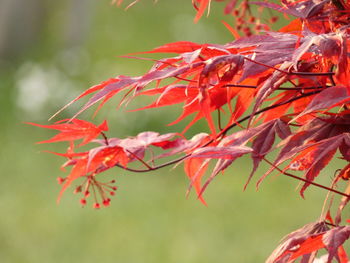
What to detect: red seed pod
<box><xmin>57</xmin><ymin>177</ymin><xmax>66</xmax><ymax>184</ymax></box>
<box><xmin>243</xmin><ymin>26</ymin><xmax>250</xmax><ymax>32</ymax></box>
<box><xmin>103</xmin><ymin>198</ymin><xmax>111</xmax><ymax>207</ymax></box>
<box><xmin>270</xmin><ymin>16</ymin><xmax>278</xmax><ymax>23</ymax></box>
<box><xmin>249</xmin><ymin>17</ymin><xmax>255</xmax><ymax>23</ymax></box>
<box><xmin>80</xmin><ymin>199</ymin><xmax>87</xmax><ymax>206</ymax></box>
<box><xmin>255</xmin><ymin>24</ymin><xmax>262</xmax><ymax>31</ymax></box>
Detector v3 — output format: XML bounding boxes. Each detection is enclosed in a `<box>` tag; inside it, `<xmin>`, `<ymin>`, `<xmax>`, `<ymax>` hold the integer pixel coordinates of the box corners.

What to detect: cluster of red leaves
<box><xmin>30</xmin><ymin>0</ymin><xmax>350</xmax><ymax>261</ymax></box>
<box><xmin>266</xmin><ymin>220</ymin><xmax>350</xmax><ymax>263</ymax></box>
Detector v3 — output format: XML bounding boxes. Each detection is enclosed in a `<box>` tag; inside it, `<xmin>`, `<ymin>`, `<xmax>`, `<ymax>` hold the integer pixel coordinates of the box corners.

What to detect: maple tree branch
<box><xmin>101</xmin><ymin>132</ymin><xmax>109</xmax><ymax>146</ymax></box>
<box><xmin>222</xmin><ymin>84</ymin><xmax>257</xmax><ymax>89</ymax></box>
<box><xmin>175</xmin><ymin>76</ymin><xmax>196</xmax><ymax>82</ymax></box>
<box><xmin>220</xmin><ymin>89</ymin><xmax>321</xmax><ymax>137</ymax></box>
<box><xmin>325</xmin><ymin>221</ymin><xmax>337</xmax><ymax>227</ymax></box>
<box><xmin>242</xmin><ymin>56</ymin><xmax>335</xmax><ymax>76</ymax></box>
<box><xmin>115</xmin><ymin>155</ymin><xmax>187</xmax><ymax>173</ymax></box>
<box><xmin>284</xmin><ymin>172</ymin><xmax>350</xmax><ymax>198</ymax></box>
<box><xmin>223</xmin><ymin>84</ymin><xmax>329</xmax><ymax>91</ymax></box>
<box><xmin>125</xmin><ymin>149</ymin><xmax>154</xmax><ymax>170</ymax></box>
<box><xmin>217</xmin><ymin>109</ymin><xmax>223</xmax><ymax>130</ymax></box>
<box><xmin>263</xmin><ymin>158</ymin><xmax>350</xmax><ymax>199</ymax></box>
<box><xmin>329</xmin><ymin>65</ymin><xmax>337</xmax><ymax>86</ymax></box>
<box><xmin>115</xmin><ymin>90</ymin><xmax>321</xmax><ymax>173</ymax></box>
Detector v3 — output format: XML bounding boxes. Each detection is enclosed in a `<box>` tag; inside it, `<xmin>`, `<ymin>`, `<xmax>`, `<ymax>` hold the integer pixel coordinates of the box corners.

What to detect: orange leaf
<box><xmin>27</xmin><ymin>119</ymin><xmax>108</xmax><ymax>146</ymax></box>
<box><xmin>289</xmin><ymin>234</ymin><xmax>325</xmax><ymax>260</ymax></box>
<box><xmin>184</xmin><ymin>158</ymin><xmax>209</xmax><ymax>205</ymax></box>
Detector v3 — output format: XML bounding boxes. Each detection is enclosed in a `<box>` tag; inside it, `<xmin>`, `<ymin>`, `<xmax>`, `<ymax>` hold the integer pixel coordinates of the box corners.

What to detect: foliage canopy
<box><xmin>30</xmin><ymin>0</ymin><xmax>350</xmax><ymax>261</ymax></box>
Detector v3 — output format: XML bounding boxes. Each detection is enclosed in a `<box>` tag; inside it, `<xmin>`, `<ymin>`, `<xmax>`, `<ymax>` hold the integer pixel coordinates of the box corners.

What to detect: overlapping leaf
<box><xmin>267</xmin><ymin>222</ymin><xmax>350</xmax><ymax>263</ymax></box>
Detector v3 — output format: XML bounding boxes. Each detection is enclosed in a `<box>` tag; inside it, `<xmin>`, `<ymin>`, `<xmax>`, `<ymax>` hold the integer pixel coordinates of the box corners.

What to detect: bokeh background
<box><xmin>0</xmin><ymin>0</ymin><xmax>336</xmax><ymax>262</ymax></box>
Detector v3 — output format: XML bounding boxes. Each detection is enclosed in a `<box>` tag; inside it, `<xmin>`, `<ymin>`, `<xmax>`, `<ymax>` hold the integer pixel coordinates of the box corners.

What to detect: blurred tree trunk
<box><xmin>0</xmin><ymin>0</ymin><xmax>94</xmax><ymax>61</ymax></box>
<box><xmin>62</xmin><ymin>0</ymin><xmax>95</xmax><ymax>48</ymax></box>
<box><xmin>0</xmin><ymin>0</ymin><xmax>47</xmax><ymax>61</ymax></box>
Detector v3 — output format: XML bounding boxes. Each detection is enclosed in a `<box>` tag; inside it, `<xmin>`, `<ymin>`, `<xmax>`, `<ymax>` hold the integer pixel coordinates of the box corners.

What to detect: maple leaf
<box><xmin>27</xmin><ymin>119</ymin><xmax>108</xmax><ymax>146</ymax></box>
<box><xmin>184</xmin><ymin>158</ymin><xmax>209</xmax><ymax>205</ymax></box>
<box><xmin>29</xmin><ymin>0</ymin><xmax>350</xmax><ymax>259</ymax></box>
<box><xmin>259</xmin><ymin>133</ymin><xmax>348</xmax><ymax>197</ymax></box>
<box><xmin>134</xmin><ymin>41</ymin><xmax>203</xmax><ymax>54</ymax></box>
<box><xmin>184</xmin><ymin>145</ymin><xmax>252</xmax><ymax>201</ymax></box>
<box><xmin>104</xmin><ymin>131</ymin><xmax>180</xmax><ymax>162</ymax></box>
<box><xmin>155</xmin><ymin>133</ymin><xmax>211</xmax><ymax>160</ymax></box>
<box><xmin>322</xmin><ymin>226</ymin><xmax>350</xmax><ymax>262</ymax></box>
<box><xmin>336</xmin><ymin>179</ymin><xmax>350</xmax><ymax>225</ymax></box>
<box><xmin>292</xmin><ymin>86</ymin><xmax>350</xmax><ymax>121</ymax></box>
<box><xmin>269</xmin><ymin>223</ymin><xmax>350</xmax><ymax>263</ymax></box>
<box><xmin>252</xmin><ymin>0</ymin><xmax>329</xmax><ymax>19</ymax></box>
<box><xmin>192</xmin><ymin>0</ymin><xmax>211</xmax><ymax>22</ymax></box>
<box><xmin>250</xmin><ymin>62</ymin><xmax>293</xmax><ymax>123</ymax></box>
<box><xmin>55</xmin><ymin>143</ymin><xmax>128</xmax><ymax>207</ymax></box>
<box><xmin>266</xmin><ymin>221</ymin><xmax>329</xmax><ymax>263</ymax></box>
<box><xmin>245</xmin><ymin>119</ymin><xmax>291</xmax><ymax>189</ymax></box>
<box><xmin>226</xmin><ymin>32</ymin><xmax>298</xmax><ymax>81</ymax></box>
<box><xmin>258</xmin><ymin>115</ymin><xmax>350</xmax><ymax>191</ymax></box>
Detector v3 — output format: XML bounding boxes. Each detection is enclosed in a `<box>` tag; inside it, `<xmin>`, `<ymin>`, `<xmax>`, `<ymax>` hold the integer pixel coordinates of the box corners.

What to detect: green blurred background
<box><xmin>0</xmin><ymin>1</ymin><xmax>335</xmax><ymax>262</ymax></box>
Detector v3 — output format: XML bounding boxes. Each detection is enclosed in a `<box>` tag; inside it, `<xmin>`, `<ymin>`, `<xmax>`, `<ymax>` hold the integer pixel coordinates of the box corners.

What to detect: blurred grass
<box><xmin>0</xmin><ymin>1</ymin><xmax>342</xmax><ymax>262</ymax></box>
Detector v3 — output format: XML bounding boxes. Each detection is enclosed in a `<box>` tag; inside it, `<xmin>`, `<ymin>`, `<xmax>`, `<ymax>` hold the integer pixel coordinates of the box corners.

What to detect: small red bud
<box><xmin>271</xmin><ymin>16</ymin><xmax>278</xmax><ymax>23</ymax></box>
<box><xmin>93</xmin><ymin>203</ymin><xmax>101</xmax><ymax>209</ymax></box>
<box><xmin>84</xmin><ymin>190</ymin><xmax>90</xmax><ymax>197</ymax></box>
<box><xmin>57</xmin><ymin>177</ymin><xmax>66</xmax><ymax>184</ymax></box>
<box><xmin>255</xmin><ymin>25</ymin><xmax>262</xmax><ymax>31</ymax></box>
<box><xmin>80</xmin><ymin>199</ymin><xmax>87</xmax><ymax>206</ymax></box>
<box><xmin>110</xmin><ymin>191</ymin><xmax>116</xmax><ymax>196</ymax></box>
<box><xmin>103</xmin><ymin>198</ymin><xmax>111</xmax><ymax>207</ymax></box>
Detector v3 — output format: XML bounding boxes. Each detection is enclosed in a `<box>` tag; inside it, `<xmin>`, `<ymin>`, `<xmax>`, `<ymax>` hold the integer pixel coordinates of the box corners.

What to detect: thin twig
<box><xmin>222</xmin><ymin>84</ymin><xmax>329</xmax><ymax>91</ymax></box>
<box><xmin>263</xmin><ymin>158</ymin><xmax>350</xmax><ymax>199</ymax></box>
<box><xmin>217</xmin><ymin>109</ymin><xmax>223</xmax><ymax>130</ymax></box>
<box><xmin>243</xmin><ymin>56</ymin><xmax>335</xmax><ymax>76</ymax></box>
<box><xmin>125</xmin><ymin>149</ymin><xmax>154</xmax><ymax>170</ymax></box>
<box><xmin>115</xmin><ymin>90</ymin><xmax>321</xmax><ymax>173</ymax></box>
<box><xmin>220</xmin><ymin>89</ymin><xmax>321</xmax><ymax>137</ymax></box>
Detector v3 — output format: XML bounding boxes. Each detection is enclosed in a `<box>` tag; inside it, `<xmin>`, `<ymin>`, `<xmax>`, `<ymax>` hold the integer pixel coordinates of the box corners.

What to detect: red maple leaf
<box><xmin>27</xmin><ymin>119</ymin><xmax>108</xmax><ymax>146</ymax></box>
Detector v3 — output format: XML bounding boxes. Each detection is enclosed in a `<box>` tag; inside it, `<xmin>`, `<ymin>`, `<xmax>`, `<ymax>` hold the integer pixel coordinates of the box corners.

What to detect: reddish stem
<box><xmin>263</xmin><ymin>158</ymin><xmax>350</xmax><ymax>199</ymax></box>
<box><xmin>115</xmin><ymin>89</ymin><xmax>321</xmax><ymax>173</ymax></box>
